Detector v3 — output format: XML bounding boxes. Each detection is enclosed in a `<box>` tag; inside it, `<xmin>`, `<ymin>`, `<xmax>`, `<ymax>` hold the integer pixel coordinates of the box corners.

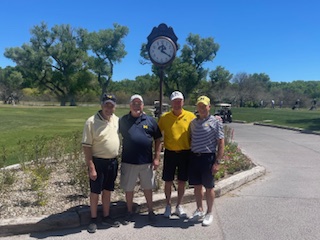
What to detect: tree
<box><xmin>179</xmin><ymin>34</ymin><xmax>219</xmax><ymax>95</ymax></box>
<box><xmin>79</xmin><ymin>24</ymin><xmax>129</xmax><ymax>96</ymax></box>
<box><xmin>208</xmin><ymin>66</ymin><xmax>233</xmax><ymax>101</ymax></box>
<box><xmin>0</xmin><ymin>66</ymin><xmax>24</xmax><ymax>103</ymax></box>
<box><xmin>250</xmin><ymin>73</ymin><xmax>271</xmax><ymax>91</ymax></box>
<box><xmin>232</xmin><ymin>72</ymin><xmax>254</xmax><ymax>107</ymax></box>
<box><xmin>5</xmin><ymin>22</ymin><xmax>91</xmax><ymax>106</ymax></box>
<box><xmin>162</xmin><ymin>60</ymin><xmax>198</xmax><ymax>99</ymax></box>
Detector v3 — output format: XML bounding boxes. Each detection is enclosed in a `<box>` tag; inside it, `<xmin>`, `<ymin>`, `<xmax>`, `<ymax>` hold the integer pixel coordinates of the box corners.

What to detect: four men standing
<box><xmin>82</xmin><ymin>91</ymin><xmax>224</xmax><ymax>233</ymax></box>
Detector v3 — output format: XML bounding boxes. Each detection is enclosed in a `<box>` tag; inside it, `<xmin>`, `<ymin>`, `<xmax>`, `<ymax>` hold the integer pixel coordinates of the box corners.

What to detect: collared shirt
<box><xmin>119</xmin><ymin>113</ymin><xmax>162</xmax><ymax>164</ymax></box>
<box><xmin>158</xmin><ymin>109</ymin><xmax>196</xmax><ymax>151</ymax></box>
<box><xmin>190</xmin><ymin>115</ymin><xmax>224</xmax><ymax>153</ymax></box>
<box><xmin>82</xmin><ymin>111</ymin><xmax>120</xmax><ymax>159</ymax></box>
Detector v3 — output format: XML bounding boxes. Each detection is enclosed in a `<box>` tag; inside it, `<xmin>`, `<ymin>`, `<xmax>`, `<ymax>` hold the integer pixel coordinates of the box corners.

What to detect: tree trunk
<box><xmin>69</xmin><ymin>97</ymin><xmax>77</xmax><ymax>106</ymax></box>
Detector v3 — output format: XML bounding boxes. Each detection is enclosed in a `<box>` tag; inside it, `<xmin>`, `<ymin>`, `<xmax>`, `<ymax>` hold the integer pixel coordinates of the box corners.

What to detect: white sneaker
<box><xmin>174</xmin><ymin>205</ymin><xmax>187</xmax><ymax>218</ymax></box>
<box><xmin>189</xmin><ymin>209</ymin><xmax>205</xmax><ymax>222</ymax></box>
<box><xmin>163</xmin><ymin>205</ymin><xmax>171</xmax><ymax>218</ymax></box>
<box><xmin>202</xmin><ymin>213</ymin><xmax>213</xmax><ymax>226</ymax></box>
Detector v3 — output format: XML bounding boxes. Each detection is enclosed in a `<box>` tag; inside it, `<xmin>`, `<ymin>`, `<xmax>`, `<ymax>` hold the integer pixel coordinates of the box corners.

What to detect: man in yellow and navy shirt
<box><xmin>119</xmin><ymin>94</ymin><xmax>162</xmax><ymax>224</ymax></box>
<box><xmin>158</xmin><ymin>91</ymin><xmax>196</xmax><ymax>219</ymax></box>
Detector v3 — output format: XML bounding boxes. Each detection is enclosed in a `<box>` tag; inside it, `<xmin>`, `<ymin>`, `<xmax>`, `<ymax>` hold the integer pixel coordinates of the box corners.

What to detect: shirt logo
<box><xmin>143</xmin><ymin>125</ymin><xmax>148</xmax><ymax>129</ymax></box>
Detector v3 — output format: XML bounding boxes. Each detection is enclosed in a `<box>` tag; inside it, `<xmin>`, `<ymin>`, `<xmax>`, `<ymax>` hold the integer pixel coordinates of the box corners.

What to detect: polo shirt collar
<box><xmin>128</xmin><ymin>112</ymin><xmax>147</xmax><ymax>124</ymax></box>
<box><xmin>97</xmin><ymin>110</ymin><xmax>114</xmax><ymax>121</ymax></box>
<box><xmin>171</xmin><ymin>108</ymin><xmax>185</xmax><ymax>118</ymax></box>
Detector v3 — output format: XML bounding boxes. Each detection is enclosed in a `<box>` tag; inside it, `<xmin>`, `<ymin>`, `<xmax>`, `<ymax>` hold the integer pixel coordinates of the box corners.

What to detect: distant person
<box><xmin>279</xmin><ymin>100</ymin><xmax>283</xmax><ymax>108</ymax></box>
<box><xmin>226</xmin><ymin>107</ymin><xmax>232</xmax><ymax>123</ymax></box>
<box><xmin>292</xmin><ymin>99</ymin><xmax>300</xmax><ymax>110</ymax></box>
<box><xmin>82</xmin><ymin>93</ymin><xmax>121</xmax><ymax>233</ymax></box>
<box><xmin>260</xmin><ymin>100</ymin><xmax>264</xmax><ymax>108</ymax></box>
<box><xmin>119</xmin><ymin>94</ymin><xmax>162</xmax><ymax>224</ymax></box>
<box><xmin>158</xmin><ymin>91</ymin><xmax>196</xmax><ymax>218</ymax></box>
<box><xmin>310</xmin><ymin>98</ymin><xmax>317</xmax><ymax>110</ymax></box>
<box><xmin>271</xmin><ymin>99</ymin><xmax>275</xmax><ymax>108</ymax></box>
<box><xmin>188</xmin><ymin>95</ymin><xmax>224</xmax><ymax>226</ymax></box>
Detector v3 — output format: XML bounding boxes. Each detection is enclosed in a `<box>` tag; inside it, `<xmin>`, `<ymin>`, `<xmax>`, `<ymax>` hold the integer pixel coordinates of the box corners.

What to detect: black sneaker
<box><xmin>87</xmin><ymin>222</ymin><xmax>97</xmax><ymax>233</ymax></box>
<box><xmin>148</xmin><ymin>211</ymin><xmax>157</xmax><ymax>223</ymax></box>
<box><xmin>122</xmin><ymin>212</ymin><xmax>134</xmax><ymax>225</ymax></box>
<box><xmin>102</xmin><ymin>216</ymin><xmax>120</xmax><ymax>228</ymax></box>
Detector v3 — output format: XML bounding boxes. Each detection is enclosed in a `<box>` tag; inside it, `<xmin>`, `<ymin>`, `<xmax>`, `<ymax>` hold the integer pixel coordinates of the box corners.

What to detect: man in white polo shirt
<box><xmin>82</xmin><ymin>93</ymin><xmax>120</xmax><ymax>233</ymax></box>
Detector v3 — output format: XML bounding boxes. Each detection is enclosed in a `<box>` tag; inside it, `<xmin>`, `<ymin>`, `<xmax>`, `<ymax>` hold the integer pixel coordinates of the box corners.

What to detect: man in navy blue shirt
<box><xmin>119</xmin><ymin>94</ymin><xmax>162</xmax><ymax>224</ymax></box>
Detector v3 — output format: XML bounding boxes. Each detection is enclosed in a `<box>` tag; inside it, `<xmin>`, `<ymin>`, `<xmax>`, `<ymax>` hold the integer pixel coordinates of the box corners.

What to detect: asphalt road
<box><xmin>3</xmin><ymin>123</ymin><xmax>320</xmax><ymax>240</ymax></box>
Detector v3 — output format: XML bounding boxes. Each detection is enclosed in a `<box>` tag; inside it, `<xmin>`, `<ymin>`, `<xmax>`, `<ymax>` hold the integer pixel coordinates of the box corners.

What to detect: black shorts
<box><xmin>188</xmin><ymin>153</ymin><xmax>215</xmax><ymax>189</ymax></box>
<box><xmin>90</xmin><ymin>157</ymin><xmax>119</xmax><ymax>194</ymax></box>
<box><xmin>162</xmin><ymin>149</ymin><xmax>190</xmax><ymax>182</ymax></box>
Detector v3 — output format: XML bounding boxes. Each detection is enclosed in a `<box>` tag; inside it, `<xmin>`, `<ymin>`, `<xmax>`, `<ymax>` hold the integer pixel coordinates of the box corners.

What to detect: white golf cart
<box><xmin>214</xmin><ymin>103</ymin><xmax>232</xmax><ymax>123</ymax></box>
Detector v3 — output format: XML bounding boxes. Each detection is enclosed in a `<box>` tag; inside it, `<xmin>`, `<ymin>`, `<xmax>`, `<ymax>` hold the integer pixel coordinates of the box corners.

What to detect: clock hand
<box><xmin>161</xmin><ymin>50</ymin><xmax>171</xmax><ymax>57</ymax></box>
<box><xmin>159</xmin><ymin>45</ymin><xmax>171</xmax><ymax>57</ymax></box>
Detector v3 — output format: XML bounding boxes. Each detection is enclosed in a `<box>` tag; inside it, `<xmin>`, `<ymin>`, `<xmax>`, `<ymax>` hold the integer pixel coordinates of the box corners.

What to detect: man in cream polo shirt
<box><xmin>82</xmin><ymin>93</ymin><xmax>120</xmax><ymax>233</ymax></box>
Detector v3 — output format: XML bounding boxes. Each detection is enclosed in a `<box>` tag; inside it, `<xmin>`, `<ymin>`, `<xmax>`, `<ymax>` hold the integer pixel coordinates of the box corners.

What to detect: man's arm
<box><xmin>216</xmin><ymin>138</ymin><xmax>225</xmax><ymax>163</ymax></box>
<box><xmin>83</xmin><ymin>146</ymin><xmax>97</xmax><ymax>181</ymax></box>
<box><xmin>213</xmin><ymin>138</ymin><xmax>225</xmax><ymax>173</ymax></box>
<box><xmin>153</xmin><ymin>138</ymin><xmax>162</xmax><ymax>170</ymax></box>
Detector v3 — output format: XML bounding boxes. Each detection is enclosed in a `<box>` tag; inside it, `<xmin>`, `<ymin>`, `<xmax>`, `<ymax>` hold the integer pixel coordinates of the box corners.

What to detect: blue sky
<box><xmin>1</xmin><ymin>0</ymin><xmax>319</xmax><ymax>82</ymax></box>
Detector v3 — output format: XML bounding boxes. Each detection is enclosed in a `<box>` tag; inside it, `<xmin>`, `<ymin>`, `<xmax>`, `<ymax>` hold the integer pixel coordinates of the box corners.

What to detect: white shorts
<box><xmin>120</xmin><ymin>163</ymin><xmax>154</xmax><ymax>192</ymax></box>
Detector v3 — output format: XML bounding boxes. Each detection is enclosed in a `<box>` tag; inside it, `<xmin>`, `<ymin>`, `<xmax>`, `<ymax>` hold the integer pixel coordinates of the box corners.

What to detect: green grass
<box><xmin>1</xmin><ymin>104</ymin><xmax>319</xmax><ymax>166</ymax></box>
<box><xmin>0</xmin><ymin>105</ymin><xmax>131</xmax><ymax>165</ymax></box>
<box><xmin>229</xmin><ymin>107</ymin><xmax>320</xmax><ymax>132</ymax></box>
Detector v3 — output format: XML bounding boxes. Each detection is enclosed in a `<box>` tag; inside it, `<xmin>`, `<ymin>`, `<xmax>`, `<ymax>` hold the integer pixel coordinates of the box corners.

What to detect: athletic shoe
<box><xmin>87</xmin><ymin>222</ymin><xmax>97</xmax><ymax>233</ymax></box>
<box><xmin>163</xmin><ymin>205</ymin><xmax>171</xmax><ymax>218</ymax></box>
<box><xmin>102</xmin><ymin>216</ymin><xmax>120</xmax><ymax>228</ymax></box>
<box><xmin>174</xmin><ymin>205</ymin><xmax>187</xmax><ymax>218</ymax></box>
<box><xmin>121</xmin><ymin>212</ymin><xmax>134</xmax><ymax>225</ymax></box>
<box><xmin>189</xmin><ymin>209</ymin><xmax>205</xmax><ymax>222</ymax></box>
<box><xmin>148</xmin><ymin>211</ymin><xmax>157</xmax><ymax>223</ymax></box>
<box><xmin>202</xmin><ymin>213</ymin><xmax>213</xmax><ymax>226</ymax></box>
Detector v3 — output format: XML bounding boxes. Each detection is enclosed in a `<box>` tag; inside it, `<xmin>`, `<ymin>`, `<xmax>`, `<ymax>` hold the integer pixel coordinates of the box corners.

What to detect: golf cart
<box><xmin>214</xmin><ymin>103</ymin><xmax>232</xmax><ymax>123</ymax></box>
<box><xmin>153</xmin><ymin>100</ymin><xmax>169</xmax><ymax>117</ymax></box>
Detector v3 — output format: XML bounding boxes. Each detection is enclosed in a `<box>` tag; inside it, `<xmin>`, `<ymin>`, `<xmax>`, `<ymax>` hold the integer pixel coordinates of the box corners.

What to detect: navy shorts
<box><xmin>162</xmin><ymin>150</ymin><xmax>190</xmax><ymax>182</ymax></box>
<box><xmin>188</xmin><ymin>153</ymin><xmax>216</xmax><ymax>189</ymax></box>
<box><xmin>90</xmin><ymin>157</ymin><xmax>119</xmax><ymax>194</ymax></box>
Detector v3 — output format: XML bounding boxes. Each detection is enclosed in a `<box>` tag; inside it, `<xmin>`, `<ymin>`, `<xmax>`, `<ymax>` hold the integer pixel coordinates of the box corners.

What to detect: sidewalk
<box><xmin>0</xmin><ymin>166</ymin><xmax>265</xmax><ymax>237</ymax></box>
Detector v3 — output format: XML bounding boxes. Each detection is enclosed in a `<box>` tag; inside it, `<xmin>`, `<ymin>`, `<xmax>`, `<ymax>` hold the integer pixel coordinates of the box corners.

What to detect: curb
<box><xmin>253</xmin><ymin>122</ymin><xmax>320</xmax><ymax>135</ymax></box>
<box><xmin>0</xmin><ymin>166</ymin><xmax>266</xmax><ymax>237</ymax></box>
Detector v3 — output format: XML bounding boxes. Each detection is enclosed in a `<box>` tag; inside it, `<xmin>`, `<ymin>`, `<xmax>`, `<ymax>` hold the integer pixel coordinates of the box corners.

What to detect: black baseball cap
<box><xmin>101</xmin><ymin>93</ymin><xmax>116</xmax><ymax>105</ymax></box>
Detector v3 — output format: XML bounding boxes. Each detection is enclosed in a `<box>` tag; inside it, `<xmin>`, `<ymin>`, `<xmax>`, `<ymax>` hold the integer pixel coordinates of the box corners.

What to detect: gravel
<box><xmin>0</xmin><ymin>156</ymin><xmax>244</xmax><ymax>220</ymax></box>
<box><xmin>0</xmin><ymin>160</ymin><xmax>141</xmax><ymax>220</ymax></box>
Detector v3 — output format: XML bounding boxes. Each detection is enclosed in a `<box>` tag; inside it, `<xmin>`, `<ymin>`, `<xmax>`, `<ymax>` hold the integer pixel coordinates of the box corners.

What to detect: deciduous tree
<box><xmin>5</xmin><ymin>22</ymin><xmax>91</xmax><ymax>106</ymax></box>
<box><xmin>79</xmin><ymin>23</ymin><xmax>129</xmax><ymax>96</ymax></box>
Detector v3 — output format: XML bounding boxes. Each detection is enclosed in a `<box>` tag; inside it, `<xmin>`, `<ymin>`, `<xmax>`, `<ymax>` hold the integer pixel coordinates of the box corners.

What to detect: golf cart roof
<box><xmin>215</xmin><ymin>103</ymin><xmax>231</xmax><ymax>107</ymax></box>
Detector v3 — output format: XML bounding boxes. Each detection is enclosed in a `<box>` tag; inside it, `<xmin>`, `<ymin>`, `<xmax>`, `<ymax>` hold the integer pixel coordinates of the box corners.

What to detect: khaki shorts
<box><xmin>120</xmin><ymin>163</ymin><xmax>155</xmax><ymax>192</ymax></box>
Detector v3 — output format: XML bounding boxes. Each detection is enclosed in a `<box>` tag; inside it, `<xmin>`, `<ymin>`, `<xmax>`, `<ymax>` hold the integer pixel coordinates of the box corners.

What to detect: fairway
<box><xmin>0</xmin><ymin>104</ymin><xmax>319</xmax><ymax>165</ymax></box>
<box><xmin>230</xmin><ymin>107</ymin><xmax>320</xmax><ymax>132</ymax></box>
<box><xmin>0</xmin><ymin>105</ymin><xmax>131</xmax><ymax>165</ymax></box>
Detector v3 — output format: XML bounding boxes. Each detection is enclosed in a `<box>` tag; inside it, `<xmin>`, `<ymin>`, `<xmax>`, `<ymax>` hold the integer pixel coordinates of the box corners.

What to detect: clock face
<box><xmin>149</xmin><ymin>37</ymin><xmax>176</xmax><ymax>65</ymax></box>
